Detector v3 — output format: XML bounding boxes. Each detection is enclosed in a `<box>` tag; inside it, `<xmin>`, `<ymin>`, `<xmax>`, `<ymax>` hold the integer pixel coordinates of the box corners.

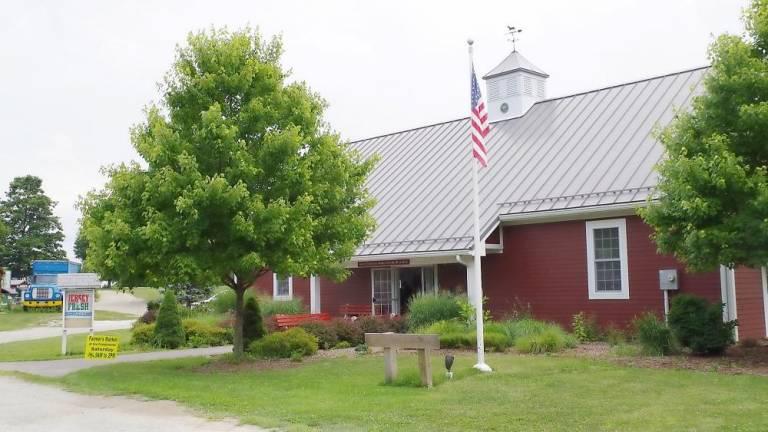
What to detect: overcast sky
<box><xmin>0</xmin><ymin>0</ymin><xmax>749</xmax><ymax>259</ymax></box>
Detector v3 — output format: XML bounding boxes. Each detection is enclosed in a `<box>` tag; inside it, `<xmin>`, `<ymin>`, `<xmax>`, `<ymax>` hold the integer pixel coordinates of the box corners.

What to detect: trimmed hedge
<box><xmin>182</xmin><ymin>319</ymin><xmax>233</xmax><ymax>347</ymax></box>
<box><xmin>248</xmin><ymin>327</ymin><xmax>318</xmax><ymax>359</ymax></box>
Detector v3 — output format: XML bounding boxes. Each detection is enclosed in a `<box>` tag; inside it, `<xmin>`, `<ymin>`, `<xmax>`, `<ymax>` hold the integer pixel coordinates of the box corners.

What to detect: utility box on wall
<box><xmin>659</xmin><ymin>269</ymin><xmax>679</xmax><ymax>291</ymax></box>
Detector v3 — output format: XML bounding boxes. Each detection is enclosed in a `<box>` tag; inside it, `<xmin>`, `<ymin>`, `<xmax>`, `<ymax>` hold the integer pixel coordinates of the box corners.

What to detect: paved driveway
<box><xmin>95</xmin><ymin>290</ymin><xmax>147</xmax><ymax>316</ymax></box>
<box><xmin>0</xmin><ymin>319</ymin><xmax>135</xmax><ymax>344</ymax></box>
<box><xmin>0</xmin><ymin>375</ymin><xmax>265</xmax><ymax>432</ymax></box>
<box><xmin>0</xmin><ymin>345</ymin><xmax>233</xmax><ymax>376</ymax></box>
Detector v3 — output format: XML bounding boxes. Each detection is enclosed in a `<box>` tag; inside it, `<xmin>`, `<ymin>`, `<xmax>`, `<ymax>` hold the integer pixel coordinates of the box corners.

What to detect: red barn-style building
<box><xmin>254</xmin><ymin>49</ymin><xmax>768</xmax><ymax>341</ymax></box>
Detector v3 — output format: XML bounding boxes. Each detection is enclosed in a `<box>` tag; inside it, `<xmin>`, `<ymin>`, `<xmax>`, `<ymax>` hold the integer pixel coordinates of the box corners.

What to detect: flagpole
<box><xmin>468</xmin><ymin>39</ymin><xmax>492</xmax><ymax>373</ymax></box>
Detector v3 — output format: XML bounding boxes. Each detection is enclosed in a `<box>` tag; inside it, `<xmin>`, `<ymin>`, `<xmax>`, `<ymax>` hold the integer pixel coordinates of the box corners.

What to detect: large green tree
<box><xmin>642</xmin><ymin>0</ymin><xmax>768</xmax><ymax>271</ymax></box>
<box><xmin>0</xmin><ymin>175</ymin><xmax>65</xmax><ymax>277</ymax></box>
<box><xmin>81</xmin><ymin>28</ymin><xmax>375</xmax><ymax>356</ymax></box>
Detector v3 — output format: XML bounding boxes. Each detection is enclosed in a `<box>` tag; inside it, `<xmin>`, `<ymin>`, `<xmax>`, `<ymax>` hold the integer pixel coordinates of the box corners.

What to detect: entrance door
<box><xmin>372</xmin><ymin>269</ymin><xmax>398</xmax><ymax>316</ymax></box>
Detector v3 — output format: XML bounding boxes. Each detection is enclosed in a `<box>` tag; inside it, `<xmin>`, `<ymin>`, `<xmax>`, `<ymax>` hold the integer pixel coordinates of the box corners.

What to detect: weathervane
<box><xmin>506</xmin><ymin>26</ymin><xmax>523</xmax><ymax>52</ymax></box>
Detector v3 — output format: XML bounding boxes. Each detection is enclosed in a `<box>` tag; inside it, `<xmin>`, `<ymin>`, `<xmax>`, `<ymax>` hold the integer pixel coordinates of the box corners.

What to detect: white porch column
<box><xmin>310</xmin><ymin>275</ymin><xmax>321</xmax><ymax>314</ymax></box>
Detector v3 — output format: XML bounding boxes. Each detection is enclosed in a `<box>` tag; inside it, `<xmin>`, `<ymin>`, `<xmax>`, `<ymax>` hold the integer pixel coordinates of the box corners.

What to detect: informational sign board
<box><xmin>84</xmin><ymin>335</ymin><xmax>119</xmax><ymax>360</ymax></box>
<box><xmin>63</xmin><ymin>289</ymin><xmax>95</xmax><ymax>329</ymax></box>
<box><xmin>357</xmin><ymin>259</ymin><xmax>410</xmax><ymax>268</ymax></box>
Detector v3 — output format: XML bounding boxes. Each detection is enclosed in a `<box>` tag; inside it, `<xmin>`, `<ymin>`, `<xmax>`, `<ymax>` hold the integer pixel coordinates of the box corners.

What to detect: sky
<box><xmin>0</xmin><ymin>0</ymin><xmax>750</xmax><ymax>259</ymax></box>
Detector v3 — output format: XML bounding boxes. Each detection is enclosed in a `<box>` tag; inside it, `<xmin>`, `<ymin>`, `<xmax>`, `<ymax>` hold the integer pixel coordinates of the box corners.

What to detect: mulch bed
<box><xmin>562</xmin><ymin>341</ymin><xmax>768</xmax><ymax>376</ymax></box>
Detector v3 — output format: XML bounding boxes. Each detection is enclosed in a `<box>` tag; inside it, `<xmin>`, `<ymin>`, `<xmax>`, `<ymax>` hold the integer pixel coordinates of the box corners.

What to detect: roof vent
<box><xmin>482</xmin><ymin>50</ymin><xmax>548</xmax><ymax>122</ymax></box>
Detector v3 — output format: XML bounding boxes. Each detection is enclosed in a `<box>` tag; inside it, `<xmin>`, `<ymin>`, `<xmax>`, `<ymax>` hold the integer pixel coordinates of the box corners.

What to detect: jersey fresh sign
<box><xmin>63</xmin><ymin>289</ymin><xmax>94</xmax><ymax>328</ymax></box>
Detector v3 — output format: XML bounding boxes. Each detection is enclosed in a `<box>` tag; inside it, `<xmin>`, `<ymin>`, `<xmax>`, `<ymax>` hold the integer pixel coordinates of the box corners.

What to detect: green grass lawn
<box><xmin>53</xmin><ymin>352</ymin><xmax>768</xmax><ymax>431</ymax></box>
<box><xmin>127</xmin><ymin>287</ymin><xmax>163</xmax><ymax>302</ymax></box>
<box><xmin>0</xmin><ymin>329</ymin><xmax>136</xmax><ymax>362</ymax></box>
<box><xmin>0</xmin><ymin>310</ymin><xmax>136</xmax><ymax>332</ymax></box>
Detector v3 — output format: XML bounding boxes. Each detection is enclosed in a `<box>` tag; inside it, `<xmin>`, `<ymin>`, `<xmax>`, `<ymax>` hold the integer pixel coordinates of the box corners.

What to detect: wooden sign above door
<box><xmin>357</xmin><ymin>259</ymin><xmax>410</xmax><ymax>268</ymax></box>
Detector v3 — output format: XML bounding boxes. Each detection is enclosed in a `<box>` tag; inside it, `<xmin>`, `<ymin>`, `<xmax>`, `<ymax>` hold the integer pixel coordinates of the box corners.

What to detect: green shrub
<box><xmin>248</xmin><ymin>327</ymin><xmax>318</xmax><ymax>359</ymax></box>
<box><xmin>515</xmin><ymin>327</ymin><xmax>576</xmax><ymax>354</ymax></box>
<box><xmin>357</xmin><ymin>315</ymin><xmax>407</xmax><ymax>333</ymax></box>
<box><xmin>571</xmin><ymin>312</ymin><xmax>601</xmax><ymax>342</ymax></box>
<box><xmin>667</xmin><ymin>294</ymin><xmax>736</xmax><ymax>355</ymax></box>
<box><xmin>483</xmin><ymin>332</ymin><xmax>512</xmax><ymax>352</ymax></box>
<box><xmin>330</xmin><ymin>318</ymin><xmax>364</xmax><ymax>345</ymax></box>
<box><xmin>154</xmin><ymin>290</ymin><xmax>186</xmax><ymax>349</ymax></box>
<box><xmin>260</xmin><ymin>297</ymin><xmax>305</xmax><ymax>317</ymax></box>
<box><xmin>243</xmin><ymin>297</ymin><xmax>266</xmax><ymax>346</ymax></box>
<box><xmin>457</xmin><ymin>296</ymin><xmax>491</xmax><ymax>326</ymax></box>
<box><xmin>633</xmin><ymin>312</ymin><xmax>674</xmax><ymax>356</ymax></box>
<box><xmin>182</xmin><ymin>319</ymin><xmax>233</xmax><ymax>347</ymax></box>
<box><xmin>406</xmin><ymin>292</ymin><xmax>462</xmax><ymax>329</ymax></box>
<box><xmin>419</xmin><ymin>319</ymin><xmax>467</xmax><ymax>335</ymax></box>
<box><xmin>146</xmin><ymin>299</ymin><xmax>161</xmax><ymax>312</ymax></box>
<box><xmin>439</xmin><ymin>332</ymin><xmax>470</xmax><ymax>348</ymax></box>
<box><xmin>131</xmin><ymin>322</ymin><xmax>157</xmax><ymax>346</ymax></box>
<box><xmin>300</xmin><ymin>321</ymin><xmax>338</xmax><ymax>349</ymax></box>
<box><xmin>212</xmin><ymin>290</ymin><xmax>237</xmax><ymax>314</ymax></box>
<box><xmin>334</xmin><ymin>341</ymin><xmax>352</xmax><ymax>349</ymax></box>
<box><xmin>604</xmin><ymin>325</ymin><xmax>627</xmax><ymax>346</ymax></box>
<box><xmin>498</xmin><ymin>318</ymin><xmax>550</xmax><ymax>341</ymax></box>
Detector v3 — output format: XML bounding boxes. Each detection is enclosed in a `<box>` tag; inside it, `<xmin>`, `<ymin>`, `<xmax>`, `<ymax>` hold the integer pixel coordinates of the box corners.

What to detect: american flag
<box><xmin>470</xmin><ymin>66</ymin><xmax>490</xmax><ymax>167</ymax></box>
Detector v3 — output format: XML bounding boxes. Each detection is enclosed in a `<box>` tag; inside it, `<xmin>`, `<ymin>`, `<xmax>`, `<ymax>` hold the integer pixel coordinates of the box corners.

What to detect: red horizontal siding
<box><xmin>319</xmin><ymin>269</ymin><xmax>371</xmax><ymax>316</ymax></box>
<box><xmin>250</xmin><ymin>271</ymin><xmax>311</xmax><ymax>311</ymax></box>
<box><xmin>734</xmin><ymin>267</ymin><xmax>766</xmax><ymax>340</ymax></box>
<box><xmin>483</xmin><ymin>216</ymin><xmax>722</xmax><ymax>330</ymax></box>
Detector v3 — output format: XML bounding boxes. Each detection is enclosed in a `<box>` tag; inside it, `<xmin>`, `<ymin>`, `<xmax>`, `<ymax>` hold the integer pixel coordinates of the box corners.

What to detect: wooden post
<box><xmin>383</xmin><ymin>347</ymin><xmax>397</xmax><ymax>383</ymax></box>
<box><xmin>418</xmin><ymin>348</ymin><xmax>433</xmax><ymax>387</ymax></box>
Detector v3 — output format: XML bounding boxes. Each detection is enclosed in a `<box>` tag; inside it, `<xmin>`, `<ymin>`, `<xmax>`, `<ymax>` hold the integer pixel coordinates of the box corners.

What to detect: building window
<box><xmin>586</xmin><ymin>219</ymin><xmax>629</xmax><ymax>300</ymax></box>
<box><xmin>273</xmin><ymin>274</ymin><xmax>292</xmax><ymax>300</ymax></box>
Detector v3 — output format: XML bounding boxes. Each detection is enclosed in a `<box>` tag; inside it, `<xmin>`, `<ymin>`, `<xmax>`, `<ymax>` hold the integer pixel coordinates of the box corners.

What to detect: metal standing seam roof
<box><xmin>351</xmin><ymin>66</ymin><xmax>708</xmax><ymax>257</ymax></box>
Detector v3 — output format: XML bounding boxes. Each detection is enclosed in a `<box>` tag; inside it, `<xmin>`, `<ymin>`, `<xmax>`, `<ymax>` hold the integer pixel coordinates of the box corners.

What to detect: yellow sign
<box><xmin>84</xmin><ymin>335</ymin><xmax>119</xmax><ymax>360</ymax></box>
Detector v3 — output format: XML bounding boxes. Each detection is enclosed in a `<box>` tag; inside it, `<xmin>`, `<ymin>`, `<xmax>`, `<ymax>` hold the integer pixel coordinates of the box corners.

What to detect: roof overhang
<box><xmin>499</xmin><ymin>201</ymin><xmax>646</xmax><ymax>226</ymax></box>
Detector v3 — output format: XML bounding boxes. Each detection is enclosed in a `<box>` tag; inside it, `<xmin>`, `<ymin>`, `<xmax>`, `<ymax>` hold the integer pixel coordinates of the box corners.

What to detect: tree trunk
<box><xmin>233</xmin><ymin>285</ymin><xmax>246</xmax><ymax>358</ymax></box>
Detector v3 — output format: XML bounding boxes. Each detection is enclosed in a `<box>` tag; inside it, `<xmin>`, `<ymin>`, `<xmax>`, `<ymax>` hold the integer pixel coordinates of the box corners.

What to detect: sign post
<box><xmin>61</xmin><ymin>288</ymin><xmax>95</xmax><ymax>355</ymax></box>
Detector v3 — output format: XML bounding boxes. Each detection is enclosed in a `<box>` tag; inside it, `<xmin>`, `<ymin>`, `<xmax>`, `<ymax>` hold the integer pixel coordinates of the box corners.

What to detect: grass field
<box><xmin>126</xmin><ymin>287</ymin><xmax>163</xmax><ymax>302</ymax></box>
<box><xmin>0</xmin><ymin>329</ymin><xmax>136</xmax><ymax>362</ymax></box>
<box><xmin>53</xmin><ymin>353</ymin><xmax>768</xmax><ymax>431</ymax></box>
<box><xmin>0</xmin><ymin>310</ymin><xmax>137</xmax><ymax>332</ymax></box>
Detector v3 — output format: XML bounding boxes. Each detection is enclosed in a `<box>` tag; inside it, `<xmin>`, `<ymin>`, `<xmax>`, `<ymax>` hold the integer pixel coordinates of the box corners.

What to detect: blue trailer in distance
<box><xmin>22</xmin><ymin>260</ymin><xmax>82</xmax><ymax>311</ymax></box>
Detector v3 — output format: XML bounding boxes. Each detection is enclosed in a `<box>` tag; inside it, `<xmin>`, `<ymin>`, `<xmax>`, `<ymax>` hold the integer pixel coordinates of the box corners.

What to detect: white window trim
<box><xmin>272</xmin><ymin>273</ymin><xmax>293</xmax><ymax>300</ymax></box>
<box><xmin>586</xmin><ymin>218</ymin><xmax>630</xmax><ymax>300</ymax></box>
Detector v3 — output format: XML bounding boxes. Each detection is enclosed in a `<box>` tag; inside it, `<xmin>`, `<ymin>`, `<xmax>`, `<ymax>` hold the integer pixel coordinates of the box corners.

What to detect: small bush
<box><xmin>182</xmin><ymin>319</ymin><xmax>233</xmax><ymax>347</ymax></box>
<box><xmin>498</xmin><ymin>318</ymin><xmax>549</xmax><ymax>342</ymax></box>
<box><xmin>248</xmin><ymin>327</ymin><xmax>318</xmax><ymax>359</ymax></box>
<box><xmin>571</xmin><ymin>312</ymin><xmax>601</xmax><ymax>342</ymax></box>
<box><xmin>138</xmin><ymin>309</ymin><xmax>157</xmax><ymax>324</ymax></box>
<box><xmin>515</xmin><ymin>327</ymin><xmax>576</xmax><ymax>354</ymax></box>
<box><xmin>243</xmin><ymin>297</ymin><xmax>266</xmax><ymax>347</ymax></box>
<box><xmin>131</xmin><ymin>322</ymin><xmax>157</xmax><ymax>346</ymax></box>
<box><xmin>483</xmin><ymin>332</ymin><xmax>512</xmax><ymax>352</ymax></box>
<box><xmin>357</xmin><ymin>315</ymin><xmax>407</xmax><ymax>334</ymax></box>
<box><xmin>604</xmin><ymin>325</ymin><xmax>627</xmax><ymax>346</ymax></box>
<box><xmin>260</xmin><ymin>297</ymin><xmax>305</xmax><ymax>317</ymax></box>
<box><xmin>406</xmin><ymin>292</ymin><xmax>462</xmax><ymax>329</ymax></box>
<box><xmin>212</xmin><ymin>290</ymin><xmax>237</xmax><ymax>314</ymax></box>
<box><xmin>330</xmin><ymin>318</ymin><xmax>364</xmax><ymax>345</ymax></box>
<box><xmin>154</xmin><ymin>290</ymin><xmax>186</xmax><ymax>349</ymax></box>
<box><xmin>334</xmin><ymin>341</ymin><xmax>352</xmax><ymax>349</ymax></box>
<box><xmin>633</xmin><ymin>312</ymin><xmax>674</xmax><ymax>356</ymax></box>
<box><xmin>740</xmin><ymin>338</ymin><xmax>759</xmax><ymax>348</ymax></box>
<box><xmin>300</xmin><ymin>321</ymin><xmax>338</xmax><ymax>349</ymax></box>
<box><xmin>668</xmin><ymin>294</ymin><xmax>736</xmax><ymax>355</ymax></box>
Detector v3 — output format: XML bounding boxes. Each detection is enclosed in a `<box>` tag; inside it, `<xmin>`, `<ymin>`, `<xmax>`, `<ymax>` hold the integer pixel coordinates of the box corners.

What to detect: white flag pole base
<box><xmin>473</xmin><ymin>362</ymin><xmax>493</xmax><ymax>373</ymax></box>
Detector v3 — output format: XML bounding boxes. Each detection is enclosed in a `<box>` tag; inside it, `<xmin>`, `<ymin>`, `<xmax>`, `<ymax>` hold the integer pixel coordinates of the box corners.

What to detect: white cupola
<box><xmin>482</xmin><ymin>50</ymin><xmax>548</xmax><ymax>122</ymax></box>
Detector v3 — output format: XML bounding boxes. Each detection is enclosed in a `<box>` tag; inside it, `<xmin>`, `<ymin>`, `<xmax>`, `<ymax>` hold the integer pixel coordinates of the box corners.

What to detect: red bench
<box><xmin>274</xmin><ymin>313</ymin><xmax>331</xmax><ymax>329</ymax></box>
<box><xmin>340</xmin><ymin>304</ymin><xmax>372</xmax><ymax>318</ymax></box>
